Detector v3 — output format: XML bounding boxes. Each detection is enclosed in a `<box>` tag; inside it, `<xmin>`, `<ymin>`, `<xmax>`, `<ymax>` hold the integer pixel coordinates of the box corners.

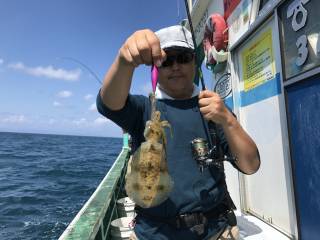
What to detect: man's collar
<box><xmin>154</xmin><ymin>84</ymin><xmax>200</xmax><ymax>99</ymax></box>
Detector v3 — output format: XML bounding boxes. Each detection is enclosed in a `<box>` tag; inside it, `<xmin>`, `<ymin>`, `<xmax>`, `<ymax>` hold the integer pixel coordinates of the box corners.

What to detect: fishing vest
<box><xmin>136</xmin><ymin>95</ymin><xmax>229</xmax><ymax>218</ymax></box>
<box><xmin>96</xmin><ymin>92</ymin><xmax>235</xmax><ymax>239</ymax></box>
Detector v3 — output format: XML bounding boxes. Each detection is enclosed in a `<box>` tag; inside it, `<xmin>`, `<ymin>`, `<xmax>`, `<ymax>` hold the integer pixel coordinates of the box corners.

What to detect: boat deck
<box><xmin>59</xmin><ymin>137</ymin><xmax>294</xmax><ymax>240</ymax></box>
<box><xmin>236</xmin><ymin>211</ymin><xmax>291</xmax><ymax>240</ymax></box>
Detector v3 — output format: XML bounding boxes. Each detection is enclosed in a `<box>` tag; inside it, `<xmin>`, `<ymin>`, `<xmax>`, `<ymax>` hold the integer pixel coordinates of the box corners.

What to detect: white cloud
<box><xmin>57</xmin><ymin>90</ymin><xmax>73</xmax><ymax>98</ymax></box>
<box><xmin>72</xmin><ymin>118</ymin><xmax>88</xmax><ymax>126</ymax></box>
<box><xmin>8</xmin><ymin>62</ymin><xmax>24</xmax><ymax>69</ymax></box>
<box><xmin>0</xmin><ymin>112</ymin><xmax>121</xmax><ymax>137</ymax></box>
<box><xmin>84</xmin><ymin>94</ymin><xmax>93</xmax><ymax>100</ymax></box>
<box><xmin>89</xmin><ymin>103</ymin><xmax>97</xmax><ymax>111</ymax></box>
<box><xmin>53</xmin><ymin>101</ymin><xmax>61</xmax><ymax>107</ymax></box>
<box><xmin>93</xmin><ymin>117</ymin><xmax>109</xmax><ymax>125</ymax></box>
<box><xmin>0</xmin><ymin>114</ymin><xmax>27</xmax><ymax>123</ymax></box>
<box><xmin>8</xmin><ymin>62</ymin><xmax>81</xmax><ymax>81</ymax></box>
<box><xmin>0</xmin><ymin>59</ymin><xmax>3</xmax><ymax>65</ymax></box>
<box><xmin>69</xmin><ymin>117</ymin><xmax>110</xmax><ymax>127</ymax></box>
<box><xmin>48</xmin><ymin>118</ymin><xmax>56</xmax><ymax>124</ymax></box>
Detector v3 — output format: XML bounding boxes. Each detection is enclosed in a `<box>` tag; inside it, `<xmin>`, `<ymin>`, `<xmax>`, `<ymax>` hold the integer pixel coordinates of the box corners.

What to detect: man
<box><xmin>97</xmin><ymin>25</ymin><xmax>260</xmax><ymax>240</ymax></box>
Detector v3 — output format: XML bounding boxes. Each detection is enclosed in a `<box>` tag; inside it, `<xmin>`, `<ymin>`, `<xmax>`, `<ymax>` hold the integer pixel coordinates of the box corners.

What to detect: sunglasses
<box><xmin>160</xmin><ymin>51</ymin><xmax>194</xmax><ymax>68</ymax></box>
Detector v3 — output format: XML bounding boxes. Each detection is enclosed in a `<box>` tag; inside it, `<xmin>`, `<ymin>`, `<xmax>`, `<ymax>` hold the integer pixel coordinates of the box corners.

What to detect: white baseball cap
<box><xmin>155</xmin><ymin>25</ymin><xmax>194</xmax><ymax>51</ymax></box>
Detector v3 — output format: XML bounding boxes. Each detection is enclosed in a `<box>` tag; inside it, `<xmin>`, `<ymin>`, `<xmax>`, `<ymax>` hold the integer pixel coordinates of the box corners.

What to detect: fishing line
<box><xmin>57</xmin><ymin>57</ymin><xmax>103</xmax><ymax>85</ymax></box>
<box><xmin>177</xmin><ymin>0</ymin><xmax>180</xmax><ymax>20</ymax></box>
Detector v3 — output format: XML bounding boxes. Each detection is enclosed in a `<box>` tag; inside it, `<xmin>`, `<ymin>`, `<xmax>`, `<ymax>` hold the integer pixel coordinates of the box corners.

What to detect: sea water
<box><xmin>0</xmin><ymin>132</ymin><xmax>122</xmax><ymax>240</ymax></box>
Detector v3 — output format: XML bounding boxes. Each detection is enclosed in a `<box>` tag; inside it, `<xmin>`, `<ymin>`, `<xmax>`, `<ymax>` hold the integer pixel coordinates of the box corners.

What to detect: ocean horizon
<box><xmin>0</xmin><ymin>131</ymin><xmax>123</xmax><ymax>240</ymax></box>
<box><xmin>0</xmin><ymin>130</ymin><xmax>122</xmax><ymax>139</ymax></box>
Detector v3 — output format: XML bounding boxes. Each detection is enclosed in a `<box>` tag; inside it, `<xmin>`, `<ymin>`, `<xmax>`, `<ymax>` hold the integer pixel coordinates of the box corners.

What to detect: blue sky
<box><xmin>0</xmin><ymin>0</ymin><xmax>209</xmax><ymax>138</ymax></box>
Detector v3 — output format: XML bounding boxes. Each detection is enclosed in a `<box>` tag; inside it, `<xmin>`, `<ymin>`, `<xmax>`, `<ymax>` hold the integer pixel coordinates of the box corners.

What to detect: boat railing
<box><xmin>59</xmin><ymin>134</ymin><xmax>131</xmax><ymax>240</ymax></box>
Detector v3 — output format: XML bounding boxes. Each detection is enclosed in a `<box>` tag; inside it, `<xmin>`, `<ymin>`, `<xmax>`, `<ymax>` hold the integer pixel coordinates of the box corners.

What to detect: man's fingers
<box><xmin>145</xmin><ymin>31</ymin><xmax>165</xmax><ymax>67</ymax></box>
<box><xmin>199</xmin><ymin>90</ymin><xmax>218</xmax><ymax>99</ymax></box>
<box><xmin>120</xmin><ymin>29</ymin><xmax>167</xmax><ymax>67</ymax></box>
<box><xmin>127</xmin><ymin>40</ymin><xmax>143</xmax><ymax>66</ymax></box>
<box><xmin>137</xmin><ymin>35</ymin><xmax>153</xmax><ymax>65</ymax></box>
<box><xmin>199</xmin><ymin>105</ymin><xmax>211</xmax><ymax>115</ymax></box>
<box><xmin>199</xmin><ymin>90</ymin><xmax>213</xmax><ymax>98</ymax></box>
<box><xmin>199</xmin><ymin>90</ymin><xmax>222</xmax><ymax>108</ymax></box>
<box><xmin>119</xmin><ymin>45</ymin><xmax>138</xmax><ymax>67</ymax></box>
<box><xmin>198</xmin><ymin>97</ymin><xmax>212</xmax><ymax>107</ymax></box>
<box><xmin>160</xmin><ymin>49</ymin><xmax>167</xmax><ymax>63</ymax></box>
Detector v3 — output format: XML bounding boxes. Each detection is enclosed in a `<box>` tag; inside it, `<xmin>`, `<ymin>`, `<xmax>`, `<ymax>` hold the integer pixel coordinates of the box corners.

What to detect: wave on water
<box><xmin>0</xmin><ymin>132</ymin><xmax>122</xmax><ymax>240</ymax></box>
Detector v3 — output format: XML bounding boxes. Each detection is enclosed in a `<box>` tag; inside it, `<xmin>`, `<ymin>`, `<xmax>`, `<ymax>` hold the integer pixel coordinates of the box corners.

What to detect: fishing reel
<box><xmin>191</xmin><ymin>137</ymin><xmax>237</xmax><ymax>172</ymax></box>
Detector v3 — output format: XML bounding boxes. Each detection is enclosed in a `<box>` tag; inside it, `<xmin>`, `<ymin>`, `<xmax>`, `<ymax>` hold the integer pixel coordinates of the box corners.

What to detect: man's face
<box><xmin>158</xmin><ymin>49</ymin><xmax>196</xmax><ymax>99</ymax></box>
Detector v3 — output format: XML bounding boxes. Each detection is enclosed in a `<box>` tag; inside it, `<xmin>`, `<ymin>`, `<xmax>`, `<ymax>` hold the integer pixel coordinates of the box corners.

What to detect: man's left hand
<box><xmin>199</xmin><ymin>90</ymin><xmax>260</xmax><ymax>174</ymax></box>
<box><xmin>198</xmin><ymin>90</ymin><xmax>231</xmax><ymax>125</ymax></box>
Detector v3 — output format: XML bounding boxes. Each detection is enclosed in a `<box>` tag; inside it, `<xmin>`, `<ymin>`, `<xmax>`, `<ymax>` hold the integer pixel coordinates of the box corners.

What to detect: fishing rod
<box><xmin>183</xmin><ymin>0</ymin><xmax>237</xmax><ymax>172</ymax></box>
<box><xmin>57</xmin><ymin>57</ymin><xmax>103</xmax><ymax>85</ymax></box>
<box><xmin>184</xmin><ymin>0</ymin><xmax>206</xmax><ymax>91</ymax></box>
